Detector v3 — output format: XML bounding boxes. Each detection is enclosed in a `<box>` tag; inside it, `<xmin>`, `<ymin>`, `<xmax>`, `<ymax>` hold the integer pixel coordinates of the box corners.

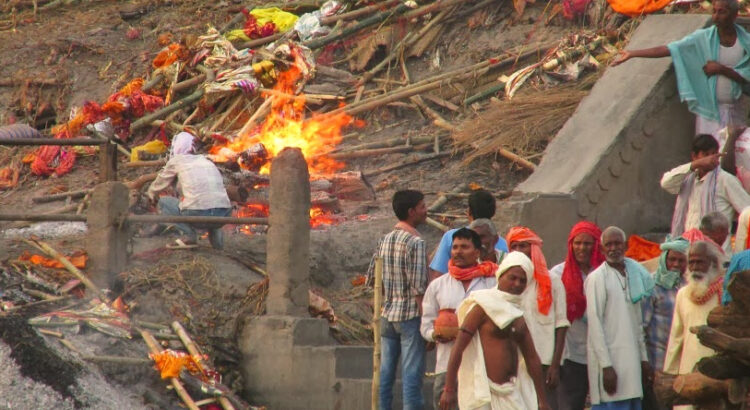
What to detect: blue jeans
<box><xmin>592</xmin><ymin>398</ymin><xmax>642</xmax><ymax>410</ymax></box>
<box><xmin>157</xmin><ymin>196</ymin><xmax>231</xmax><ymax>248</ymax></box>
<box><xmin>379</xmin><ymin>316</ymin><xmax>425</xmax><ymax>410</ymax></box>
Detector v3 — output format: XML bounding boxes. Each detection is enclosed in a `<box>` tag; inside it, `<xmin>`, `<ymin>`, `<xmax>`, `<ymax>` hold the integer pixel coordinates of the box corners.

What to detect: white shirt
<box><xmin>585</xmin><ymin>263</ymin><xmax>649</xmax><ymax>404</ymax></box>
<box><xmin>551</xmin><ymin>262</ymin><xmax>589</xmax><ymax>364</ymax></box>
<box><xmin>717</xmin><ymin>40</ymin><xmax>745</xmax><ymax>104</ymax></box>
<box><xmin>147</xmin><ymin>154</ymin><xmax>231</xmax><ymax>210</ymax></box>
<box><xmin>420</xmin><ymin>273</ymin><xmax>497</xmax><ymax>374</ymax></box>
<box><xmin>660</xmin><ymin>162</ymin><xmax>750</xmax><ymax>233</ymax></box>
<box><xmin>521</xmin><ymin>273</ymin><xmax>570</xmax><ymax>365</ymax></box>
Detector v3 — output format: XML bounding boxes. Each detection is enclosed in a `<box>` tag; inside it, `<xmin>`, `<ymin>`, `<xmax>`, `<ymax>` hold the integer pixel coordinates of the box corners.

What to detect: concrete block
<box><xmin>335</xmin><ymin>346</ymin><xmax>373</xmax><ymax>379</ymax></box>
<box><xmin>292</xmin><ymin>317</ymin><xmax>334</xmax><ymax>346</ymax></box>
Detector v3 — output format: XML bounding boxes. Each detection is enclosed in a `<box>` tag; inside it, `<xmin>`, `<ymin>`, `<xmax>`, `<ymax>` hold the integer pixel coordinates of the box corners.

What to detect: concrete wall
<box><xmin>513</xmin><ymin>14</ymin><xmax>710</xmax><ymax>263</ymax></box>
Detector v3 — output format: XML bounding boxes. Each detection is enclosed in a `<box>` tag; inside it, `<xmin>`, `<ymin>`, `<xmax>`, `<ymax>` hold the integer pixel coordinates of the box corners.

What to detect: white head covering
<box><xmin>171</xmin><ymin>132</ymin><xmax>195</xmax><ymax>156</ymax></box>
<box><xmin>495</xmin><ymin>251</ymin><xmax>534</xmax><ymax>283</ymax></box>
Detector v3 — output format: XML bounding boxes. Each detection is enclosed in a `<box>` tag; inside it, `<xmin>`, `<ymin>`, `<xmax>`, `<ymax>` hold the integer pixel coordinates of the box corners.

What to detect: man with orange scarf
<box><xmin>549</xmin><ymin>221</ymin><xmax>606</xmax><ymax>410</ymax></box>
<box><xmin>421</xmin><ymin>228</ymin><xmax>498</xmax><ymax>409</ymax></box>
<box><xmin>506</xmin><ymin>226</ymin><xmax>569</xmax><ymax>409</ymax></box>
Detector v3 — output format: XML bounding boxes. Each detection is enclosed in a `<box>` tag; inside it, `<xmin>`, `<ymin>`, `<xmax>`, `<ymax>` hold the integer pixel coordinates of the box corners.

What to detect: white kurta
<box><xmin>420</xmin><ymin>274</ymin><xmax>497</xmax><ymax>373</ymax></box>
<box><xmin>550</xmin><ymin>262</ymin><xmax>589</xmax><ymax>365</ymax></box>
<box><xmin>660</xmin><ymin>162</ymin><xmax>750</xmax><ymax>239</ymax></box>
<box><xmin>520</xmin><ymin>274</ymin><xmax>570</xmax><ymax>365</ymax></box>
<box><xmin>663</xmin><ymin>287</ymin><xmax>718</xmax><ymax>376</ymax></box>
<box><xmin>585</xmin><ymin>263</ymin><xmax>648</xmax><ymax>405</ymax></box>
<box><xmin>456</xmin><ymin>289</ymin><xmax>537</xmax><ymax>410</ymax></box>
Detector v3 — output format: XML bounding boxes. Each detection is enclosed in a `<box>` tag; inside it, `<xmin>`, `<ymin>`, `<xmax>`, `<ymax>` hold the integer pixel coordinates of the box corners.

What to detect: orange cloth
<box><xmin>607</xmin><ymin>0</ymin><xmax>672</xmax><ymax>17</ymax></box>
<box><xmin>624</xmin><ymin>235</ymin><xmax>661</xmax><ymax>262</ymax></box>
<box><xmin>152</xmin><ymin>43</ymin><xmax>188</xmax><ymax>69</ymax></box>
<box><xmin>19</xmin><ymin>250</ymin><xmax>88</xmax><ymax>269</ymax></box>
<box><xmin>447</xmin><ymin>260</ymin><xmax>497</xmax><ymax>281</ymax></box>
<box><xmin>506</xmin><ymin>227</ymin><xmax>553</xmax><ymax>315</ymax></box>
<box><xmin>149</xmin><ymin>350</ymin><xmax>204</xmax><ymax>379</ymax></box>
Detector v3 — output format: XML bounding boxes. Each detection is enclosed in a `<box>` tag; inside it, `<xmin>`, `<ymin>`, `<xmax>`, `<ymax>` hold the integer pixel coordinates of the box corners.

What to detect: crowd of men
<box><xmin>367</xmin><ymin>188</ymin><xmax>743</xmax><ymax>410</ymax></box>
<box><xmin>365</xmin><ymin>1</ymin><xmax>750</xmax><ymax>408</ymax></box>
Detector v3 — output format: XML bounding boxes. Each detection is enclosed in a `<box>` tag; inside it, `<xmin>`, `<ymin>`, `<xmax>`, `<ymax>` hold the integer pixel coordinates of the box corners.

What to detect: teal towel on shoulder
<box><xmin>625</xmin><ymin>257</ymin><xmax>654</xmax><ymax>303</ymax></box>
<box><xmin>667</xmin><ymin>24</ymin><xmax>750</xmax><ymax>122</ymax></box>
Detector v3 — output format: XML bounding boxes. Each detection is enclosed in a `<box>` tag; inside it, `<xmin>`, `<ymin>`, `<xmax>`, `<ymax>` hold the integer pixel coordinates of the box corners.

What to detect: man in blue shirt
<box><xmin>429</xmin><ymin>190</ymin><xmax>508</xmax><ymax>280</ymax></box>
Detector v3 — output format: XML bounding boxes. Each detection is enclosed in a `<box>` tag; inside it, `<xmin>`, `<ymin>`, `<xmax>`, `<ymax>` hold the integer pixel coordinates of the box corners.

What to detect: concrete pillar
<box><xmin>86</xmin><ymin>182</ymin><xmax>130</xmax><ymax>289</ymax></box>
<box><xmin>266</xmin><ymin>147</ymin><xmax>311</xmax><ymax>316</ymax></box>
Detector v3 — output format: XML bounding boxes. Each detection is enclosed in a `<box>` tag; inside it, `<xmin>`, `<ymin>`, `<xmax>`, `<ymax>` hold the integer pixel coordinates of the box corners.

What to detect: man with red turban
<box><xmin>549</xmin><ymin>221</ymin><xmax>605</xmax><ymax>410</ymax></box>
<box><xmin>506</xmin><ymin>226</ymin><xmax>569</xmax><ymax>409</ymax></box>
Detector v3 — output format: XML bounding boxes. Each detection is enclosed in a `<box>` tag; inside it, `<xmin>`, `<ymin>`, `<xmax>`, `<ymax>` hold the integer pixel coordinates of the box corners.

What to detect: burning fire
<box><xmin>235</xmin><ymin>203</ymin><xmax>342</xmax><ymax>234</ymax></box>
<box><xmin>211</xmin><ymin>61</ymin><xmax>358</xmax><ymax>174</ymax></box>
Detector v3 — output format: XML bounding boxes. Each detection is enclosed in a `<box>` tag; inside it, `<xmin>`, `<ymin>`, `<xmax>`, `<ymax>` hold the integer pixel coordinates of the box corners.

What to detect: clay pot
<box><xmin>434</xmin><ymin>308</ymin><xmax>459</xmax><ymax>340</ymax></box>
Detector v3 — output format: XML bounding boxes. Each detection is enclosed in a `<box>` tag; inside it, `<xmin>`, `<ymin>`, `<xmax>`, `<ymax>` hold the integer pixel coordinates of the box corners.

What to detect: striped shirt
<box><xmin>367</xmin><ymin>228</ymin><xmax>428</xmax><ymax>322</ymax></box>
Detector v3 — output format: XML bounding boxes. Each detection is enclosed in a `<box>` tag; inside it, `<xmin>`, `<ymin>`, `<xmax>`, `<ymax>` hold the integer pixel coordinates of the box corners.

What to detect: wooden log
<box><xmin>707</xmin><ymin>305</ymin><xmax>750</xmax><ymax>338</ymax></box>
<box><xmin>692</xmin><ymin>325</ymin><xmax>750</xmax><ymax>365</ymax></box>
<box><xmin>697</xmin><ymin>355</ymin><xmax>750</xmax><ymax>380</ymax></box>
<box><xmin>140</xmin><ymin>330</ymin><xmax>200</xmax><ymax>410</ymax></box>
<box><xmin>425</xmin><ymin>216</ymin><xmax>450</xmax><ymax>232</ymax></box>
<box><xmin>326</xmin><ymin>171</ymin><xmax>375</xmax><ymax>201</ymax></box>
<box><xmin>303</xmin><ymin>3</ymin><xmax>411</xmax><ymax>50</ymax></box>
<box><xmin>131</xmin><ymin>66</ymin><xmax>215</xmax><ymax>131</ymax></box>
<box><xmin>32</xmin><ymin>189</ymin><xmax>91</xmax><ymax>204</ymax></box>
<box><xmin>364</xmin><ymin>152</ymin><xmax>451</xmax><ymax>178</ymax></box>
<box><xmin>326</xmin><ymin>143</ymin><xmax>431</xmax><ymax>160</ymax></box>
<box><xmin>0</xmin><ymin>213</ymin><xmax>87</xmax><ymax>222</ymax></box>
<box><xmin>125</xmin><ymin>159</ymin><xmax>166</xmax><ymax>168</ymax></box>
<box><xmin>654</xmin><ymin>372</ymin><xmax>681</xmax><ymax>407</ymax></box>
<box><xmin>673</xmin><ymin>371</ymin><xmax>728</xmax><ymax>402</ymax></box>
<box><xmin>172</xmin><ymin>73</ymin><xmax>206</xmax><ymax>94</ymax></box>
<box><xmin>726</xmin><ymin>270</ymin><xmax>750</xmax><ymax>312</ymax></box>
<box><xmin>320</xmin><ymin>0</ymin><xmax>400</xmax><ymax>25</ymax></box>
<box><xmin>428</xmin><ymin>185</ymin><xmax>466</xmax><ymax>212</ymax></box>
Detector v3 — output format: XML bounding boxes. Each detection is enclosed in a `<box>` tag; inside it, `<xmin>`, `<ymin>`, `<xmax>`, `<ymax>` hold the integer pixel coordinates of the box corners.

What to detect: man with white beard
<box><xmin>663</xmin><ymin>241</ymin><xmax>725</xmax><ymax>410</ymax></box>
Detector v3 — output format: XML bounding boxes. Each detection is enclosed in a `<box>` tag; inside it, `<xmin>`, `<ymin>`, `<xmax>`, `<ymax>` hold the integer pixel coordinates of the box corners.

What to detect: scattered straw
<box><xmin>452</xmin><ymin>74</ymin><xmax>599</xmax><ymax>165</ymax></box>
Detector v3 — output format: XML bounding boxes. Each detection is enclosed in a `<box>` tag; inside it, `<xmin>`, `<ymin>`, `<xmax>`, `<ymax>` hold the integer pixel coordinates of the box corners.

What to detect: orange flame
<box><xmin>235</xmin><ymin>203</ymin><xmax>341</xmax><ymax>234</ymax></box>
<box><xmin>212</xmin><ymin>63</ymin><xmax>355</xmax><ymax>174</ymax></box>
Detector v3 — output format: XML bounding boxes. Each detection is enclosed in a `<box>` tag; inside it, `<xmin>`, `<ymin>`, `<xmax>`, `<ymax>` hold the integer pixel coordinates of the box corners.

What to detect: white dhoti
<box><xmin>480</xmin><ymin>379</ymin><xmax>525</xmax><ymax>410</ymax></box>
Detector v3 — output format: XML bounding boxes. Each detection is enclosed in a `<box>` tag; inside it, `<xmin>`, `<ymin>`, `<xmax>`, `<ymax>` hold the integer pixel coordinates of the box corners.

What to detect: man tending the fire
<box><xmin>145</xmin><ymin>131</ymin><xmax>233</xmax><ymax>250</ymax></box>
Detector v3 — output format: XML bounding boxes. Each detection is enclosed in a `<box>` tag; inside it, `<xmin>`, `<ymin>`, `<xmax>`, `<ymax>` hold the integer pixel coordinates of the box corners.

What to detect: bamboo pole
<box><xmin>82</xmin><ymin>355</ymin><xmax>152</xmax><ymax>365</ymax></box>
<box><xmin>371</xmin><ymin>256</ymin><xmax>383</xmax><ymax>410</ymax></box>
<box><xmin>140</xmin><ymin>329</ymin><xmax>200</xmax><ymax>410</ymax></box>
<box><xmin>425</xmin><ymin>216</ymin><xmax>450</xmax><ymax>232</ymax></box>
<box><xmin>326</xmin><ymin>143</ymin><xmax>430</xmax><ymax>160</ymax></box>
<box><xmin>171</xmin><ymin>321</ymin><xmax>235</xmax><ymax>410</ymax></box>
<box><xmin>22</xmin><ymin>239</ymin><xmax>109</xmax><ymax>303</ymax></box>
<box><xmin>32</xmin><ymin>189</ymin><xmax>91</xmax><ymax>204</ymax></box>
<box><xmin>304</xmin><ymin>3</ymin><xmax>410</xmax><ymax>50</ymax></box>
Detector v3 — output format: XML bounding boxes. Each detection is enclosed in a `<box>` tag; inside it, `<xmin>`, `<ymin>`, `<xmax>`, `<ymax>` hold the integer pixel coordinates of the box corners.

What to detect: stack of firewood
<box><xmin>654</xmin><ymin>271</ymin><xmax>750</xmax><ymax>409</ymax></box>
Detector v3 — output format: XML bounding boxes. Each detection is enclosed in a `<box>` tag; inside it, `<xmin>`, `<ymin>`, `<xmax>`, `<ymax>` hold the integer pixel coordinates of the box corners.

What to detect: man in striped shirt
<box><xmin>367</xmin><ymin>189</ymin><xmax>429</xmax><ymax>410</ymax></box>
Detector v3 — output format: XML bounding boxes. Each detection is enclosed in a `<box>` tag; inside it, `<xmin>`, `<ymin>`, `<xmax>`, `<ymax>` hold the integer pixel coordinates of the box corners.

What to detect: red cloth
<box><xmin>625</xmin><ymin>235</ymin><xmax>661</xmax><ymax>262</ymax></box>
<box><xmin>447</xmin><ymin>260</ymin><xmax>497</xmax><ymax>281</ymax></box>
<box><xmin>506</xmin><ymin>227</ymin><xmax>553</xmax><ymax>315</ymax></box>
<box><xmin>561</xmin><ymin>221</ymin><xmax>605</xmax><ymax>322</ymax></box>
<box><xmin>682</xmin><ymin>228</ymin><xmax>725</xmax><ymax>255</ymax></box>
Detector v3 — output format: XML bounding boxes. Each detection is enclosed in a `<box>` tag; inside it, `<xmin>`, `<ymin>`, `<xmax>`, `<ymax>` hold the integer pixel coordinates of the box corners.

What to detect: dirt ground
<box><xmin>0</xmin><ymin>0</ymin><xmax>610</xmax><ymax>407</ymax></box>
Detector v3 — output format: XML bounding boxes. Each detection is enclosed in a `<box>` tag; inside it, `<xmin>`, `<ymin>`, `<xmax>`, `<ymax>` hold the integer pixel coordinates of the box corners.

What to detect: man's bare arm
<box><xmin>612</xmin><ymin>46</ymin><xmax>670</xmax><ymax>66</ymax></box>
<box><xmin>513</xmin><ymin>317</ymin><xmax>550</xmax><ymax>410</ymax></box>
<box><xmin>440</xmin><ymin>305</ymin><xmax>485</xmax><ymax>410</ymax></box>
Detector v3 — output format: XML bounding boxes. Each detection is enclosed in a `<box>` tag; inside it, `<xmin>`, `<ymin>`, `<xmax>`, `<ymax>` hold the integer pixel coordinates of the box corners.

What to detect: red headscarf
<box><xmin>448</xmin><ymin>260</ymin><xmax>498</xmax><ymax>281</ymax></box>
<box><xmin>562</xmin><ymin>221</ymin><xmax>605</xmax><ymax>322</ymax></box>
<box><xmin>682</xmin><ymin>228</ymin><xmax>724</xmax><ymax>254</ymax></box>
<box><xmin>506</xmin><ymin>227</ymin><xmax>553</xmax><ymax>315</ymax></box>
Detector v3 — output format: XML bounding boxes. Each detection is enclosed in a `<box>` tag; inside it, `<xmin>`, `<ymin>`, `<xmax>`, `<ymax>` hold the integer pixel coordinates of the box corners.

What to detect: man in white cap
<box><xmin>146</xmin><ymin>131</ymin><xmax>232</xmax><ymax>249</ymax></box>
<box><xmin>439</xmin><ymin>251</ymin><xmax>551</xmax><ymax>410</ymax></box>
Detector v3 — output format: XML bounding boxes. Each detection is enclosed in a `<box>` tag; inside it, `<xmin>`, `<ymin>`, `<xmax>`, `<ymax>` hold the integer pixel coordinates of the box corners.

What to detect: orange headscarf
<box><xmin>506</xmin><ymin>227</ymin><xmax>553</xmax><ymax>315</ymax></box>
<box><xmin>447</xmin><ymin>260</ymin><xmax>497</xmax><ymax>281</ymax></box>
